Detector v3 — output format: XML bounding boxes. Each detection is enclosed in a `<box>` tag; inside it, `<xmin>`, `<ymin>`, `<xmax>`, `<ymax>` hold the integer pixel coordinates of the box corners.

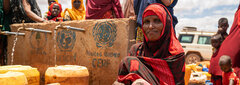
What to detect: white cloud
<box><xmin>175</xmin><ymin>13</ymin><xmax>235</xmax><ymax>34</ymax></box>
<box><xmin>174</xmin><ymin>0</ymin><xmax>239</xmax><ymax>33</ymax></box>
<box><xmin>213</xmin><ymin>9</ymin><xmax>236</xmax><ymax>15</ymax></box>
<box><xmin>175</xmin><ymin>0</ymin><xmax>238</xmax><ymax>13</ymax></box>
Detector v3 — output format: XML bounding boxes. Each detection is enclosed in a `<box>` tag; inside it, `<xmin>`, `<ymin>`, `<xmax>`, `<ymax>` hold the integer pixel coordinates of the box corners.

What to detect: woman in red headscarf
<box><xmin>46</xmin><ymin>3</ymin><xmax>63</xmax><ymax>22</ymax></box>
<box><xmin>211</xmin><ymin>2</ymin><xmax>240</xmax><ymax>80</ymax></box>
<box><xmin>115</xmin><ymin>3</ymin><xmax>185</xmax><ymax>85</ymax></box>
<box><xmin>86</xmin><ymin>0</ymin><xmax>124</xmax><ymax>19</ymax></box>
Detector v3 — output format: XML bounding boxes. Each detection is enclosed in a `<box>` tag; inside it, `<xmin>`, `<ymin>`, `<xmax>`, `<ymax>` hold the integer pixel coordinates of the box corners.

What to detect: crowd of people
<box><xmin>0</xmin><ymin>0</ymin><xmax>240</xmax><ymax>85</ymax></box>
<box><xmin>0</xmin><ymin>0</ymin><xmax>125</xmax><ymax>65</ymax></box>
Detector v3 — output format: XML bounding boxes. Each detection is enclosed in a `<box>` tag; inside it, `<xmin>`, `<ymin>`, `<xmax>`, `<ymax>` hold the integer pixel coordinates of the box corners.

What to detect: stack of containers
<box><xmin>0</xmin><ymin>65</ymin><xmax>40</xmax><ymax>85</ymax></box>
<box><xmin>185</xmin><ymin>61</ymin><xmax>211</xmax><ymax>85</ymax></box>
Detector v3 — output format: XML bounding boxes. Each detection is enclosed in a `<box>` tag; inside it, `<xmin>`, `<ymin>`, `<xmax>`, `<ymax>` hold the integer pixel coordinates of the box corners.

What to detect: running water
<box><xmin>54</xmin><ymin>30</ymin><xmax>57</xmax><ymax>66</ymax></box>
<box><xmin>11</xmin><ymin>31</ymin><xmax>19</xmax><ymax>65</ymax></box>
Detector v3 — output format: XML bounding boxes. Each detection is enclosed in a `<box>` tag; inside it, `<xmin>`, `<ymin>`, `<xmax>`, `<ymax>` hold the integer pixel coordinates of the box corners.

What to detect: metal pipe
<box><xmin>0</xmin><ymin>31</ymin><xmax>25</xmax><ymax>36</ymax></box>
<box><xmin>55</xmin><ymin>25</ymin><xmax>85</xmax><ymax>32</ymax></box>
<box><xmin>25</xmin><ymin>28</ymin><xmax>52</xmax><ymax>33</ymax></box>
<box><xmin>17</xmin><ymin>21</ymin><xmax>52</xmax><ymax>34</ymax></box>
<box><xmin>64</xmin><ymin>26</ymin><xmax>85</xmax><ymax>32</ymax></box>
<box><xmin>17</xmin><ymin>27</ymin><xmax>52</xmax><ymax>34</ymax></box>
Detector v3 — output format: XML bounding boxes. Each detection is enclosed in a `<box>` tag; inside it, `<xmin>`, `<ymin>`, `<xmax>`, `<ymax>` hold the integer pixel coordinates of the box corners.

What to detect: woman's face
<box><xmin>143</xmin><ymin>15</ymin><xmax>163</xmax><ymax>41</ymax></box>
<box><xmin>73</xmin><ymin>0</ymin><xmax>81</xmax><ymax>9</ymax></box>
<box><xmin>48</xmin><ymin>0</ymin><xmax>56</xmax><ymax>6</ymax></box>
<box><xmin>51</xmin><ymin>4</ymin><xmax>60</xmax><ymax>17</ymax></box>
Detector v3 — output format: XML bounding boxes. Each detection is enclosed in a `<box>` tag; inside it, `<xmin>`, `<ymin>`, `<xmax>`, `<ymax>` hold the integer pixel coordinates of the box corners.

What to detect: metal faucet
<box><xmin>18</xmin><ymin>20</ymin><xmax>52</xmax><ymax>34</ymax></box>
<box><xmin>55</xmin><ymin>21</ymin><xmax>85</xmax><ymax>32</ymax></box>
<box><xmin>0</xmin><ymin>30</ymin><xmax>25</xmax><ymax>36</ymax></box>
<box><xmin>0</xmin><ymin>24</ymin><xmax>25</xmax><ymax>36</ymax></box>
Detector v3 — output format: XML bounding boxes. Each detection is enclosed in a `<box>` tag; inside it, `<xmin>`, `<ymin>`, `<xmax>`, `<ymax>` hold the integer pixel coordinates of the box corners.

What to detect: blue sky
<box><xmin>174</xmin><ymin>0</ymin><xmax>239</xmax><ymax>33</ymax></box>
<box><xmin>37</xmin><ymin>0</ymin><xmax>239</xmax><ymax>33</ymax></box>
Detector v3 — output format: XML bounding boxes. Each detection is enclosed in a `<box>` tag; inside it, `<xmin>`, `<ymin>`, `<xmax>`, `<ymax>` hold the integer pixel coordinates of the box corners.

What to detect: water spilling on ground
<box><xmin>10</xmin><ymin>31</ymin><xmax>20</xmax><ymax>65</ymax></box>
<box><xmin>54</xmin><ymin>30</ymin><xmax>57</xmax><ymax>66</ymax></box>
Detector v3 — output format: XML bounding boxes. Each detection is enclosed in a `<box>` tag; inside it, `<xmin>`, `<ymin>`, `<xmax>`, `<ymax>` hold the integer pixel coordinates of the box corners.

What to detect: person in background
<box><xmin>86</xmin><ymin>0</ymin><xmax>124</xmax><ymax>19</ymax></box>
<box><xmin>10</xmin><ymin>0</ymin><xmax>46</xmax><ymax>23</ymax></box>
<box><xmin>46</xmin><ymin>3</ymin><xmax>63</xmax><ymax>22</ymax></box>
<box><xmin>63</xmin><ymin>0</ymin><xmax>85</xmax><ymax>20</ymax></box>
<box><xmin>122</xmin><ymin>0</ymin><xmax>135</xmax><ymax>19</ymax></box>
<box><xmin>0</xmin><ymin>0</ymin><xmax>11</xmax><ymax>65</ymax></box>
<box><xmin>219</xmin><ymin>55</ymin><xmax>239</xmax><ymax>85</ymax></box>
<box><xmin>217</xmin><ymin>18</ymin><xmax>229</xmax><ymax>40</ymax></box>
<box><xmin>0</xmin><ymin>0</ymin><xmax>46</xmax><ymax>65</ymax></box>
<box><xmin>1</xmin><ymin>0</ymin><xmax>11</xmax><ymax>30</ymax></box>
<box><xmin>44</xmin><ymin>0</ymin><xmax>59</xmax><ymax>18</ymax></box>
<box><xmin>209</xmin><ymin>18</ymin><xmax>230</xmax><ymax>85</ymax></box>
<box><xmin>134</xmin><ymin>0</ymin><xmax>178</xmax><ymax>43</ymax></box>
<box><xmin>214</xmin><ymin>2</ymin><xmax>240</xmax><ymax>79</ymax></box>
<box><xmin>134</xmin><ymin>0</ymin><xmax>178</xmax><ymax>28</ymax></box>
<box><xmin>122</xmin><ymin>0</ymin><xmax>144</xmax><ymax>43</ymax></box>
<box><xmin>114</xmin><ymin>3</ymin><xmax>185</xmax><ymax>85</ymax></box>
<box><xmin>122</xmin><ymin>0</ymin><xmax>141</xmax><ymax>43</ymax></box>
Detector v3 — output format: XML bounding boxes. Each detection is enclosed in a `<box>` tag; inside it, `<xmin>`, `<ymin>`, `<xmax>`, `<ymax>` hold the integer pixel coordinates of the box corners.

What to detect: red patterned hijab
<box><xmin>141</xmin><ymin>3</ymin><xmax>183</xmax><ymax>58</ymax></box>
<box><xmin>47</xmin><ymin>3</ymin><xmax>62</xmax><ymax>21</ymax></box>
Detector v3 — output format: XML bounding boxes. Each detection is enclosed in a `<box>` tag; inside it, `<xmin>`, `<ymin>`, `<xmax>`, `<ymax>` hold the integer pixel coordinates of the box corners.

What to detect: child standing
<box><xmin>209</xmin><ymin>18</ymin><xmax>230</xmax><ymax>85</ymax></box>
<box><xmin>219</xmin><ymin>55</ymin><xmax>239</xmax><ymax>85</ymax></box>
<box><xmin>46</xmin><ymin>3</ymin><xmax>63</xmax><ymax>22</ymax></box>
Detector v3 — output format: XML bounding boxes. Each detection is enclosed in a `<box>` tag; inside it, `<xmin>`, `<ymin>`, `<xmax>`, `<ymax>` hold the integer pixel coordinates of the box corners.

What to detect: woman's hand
<box><xmin>22</xmin><ymin>0</ymin><xmax>45</xmax><ymax>22</ymax></box>
<box><xmin>129</xmin><ymin>16</ymin><xmax>136</xmax><ymax>20</ymax></box>
<box><xmin>112</xmin><ymin>81</ymin><xmax>125</xmax><ymax>85</ymax></box>
<box><xmin>132</xmin><ymin>79</ymin><xmax>150</xmax><ymax>85</ymax></box>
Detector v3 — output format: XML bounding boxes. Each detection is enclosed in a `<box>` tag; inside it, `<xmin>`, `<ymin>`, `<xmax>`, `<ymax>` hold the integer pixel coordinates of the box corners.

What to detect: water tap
<box><xmin>17</xmin><ymin>20</ymin><xmax>52</xmax><ymax>34</ymax></box>
<box><xmin>0</xmin><ymin>30</ymin><xmax>25</xmax><ymax>36</ymax></box>
<box><xmin>55</xmin><ymin>21</ymin><xmax>85</xmax><ymax>32</ymax></box>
